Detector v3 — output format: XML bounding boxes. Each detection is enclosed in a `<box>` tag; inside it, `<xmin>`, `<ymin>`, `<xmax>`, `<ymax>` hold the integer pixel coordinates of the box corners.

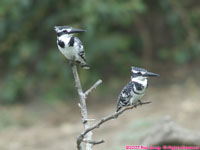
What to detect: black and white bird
<box><xmin>54</xmin><ymin>25</ymin><xmax>89</xmax><ymax>69</ymax></box>
<box><xmin>116</xmin><ymin>67</ymin><xmax>159</xmax><ymax>112</ymax></box>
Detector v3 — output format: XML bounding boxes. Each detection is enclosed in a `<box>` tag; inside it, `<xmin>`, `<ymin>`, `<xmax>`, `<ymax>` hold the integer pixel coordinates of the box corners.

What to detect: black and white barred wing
<box><xmin>116</xmin><ymin>81</ymin><xmax>134</xmax><ymax>112</ymax></box>
<box><xmin>74</xmin><ymin>37</ymin><xmax>83</xmax><ymax>48</ymax></box>
<box><xmin>74</xmin><ymin>37</ymin><xmax>89</xmax><ymax>69</ymax></box>
<box><xmin>74</xmin><ymin>37</ymin><xmax>86</xmax><ymax>62</ymax></box>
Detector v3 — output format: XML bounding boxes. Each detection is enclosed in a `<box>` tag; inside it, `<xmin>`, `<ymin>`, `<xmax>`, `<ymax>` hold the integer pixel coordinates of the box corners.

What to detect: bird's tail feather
<box><xmin>116</xmin><ymin>103</ymin><xmax>122</xmax><ymax>112</ymax></box>
<box><xmin>116</xmin><ymin>106</ymin><xmax>121</xmax><ymax>112</ymax></box>
<box><xmin>81</xmin><ymin>64</ymin><xmax>90</xmax><ymax>69</ymax></box>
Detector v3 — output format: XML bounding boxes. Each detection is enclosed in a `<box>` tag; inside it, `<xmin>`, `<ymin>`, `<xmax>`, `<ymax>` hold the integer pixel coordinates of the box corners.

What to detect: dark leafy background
<box><xmin>0</xmin><ymin>0</ymin><xmax>200</xmax><ymax>103</ymax></box>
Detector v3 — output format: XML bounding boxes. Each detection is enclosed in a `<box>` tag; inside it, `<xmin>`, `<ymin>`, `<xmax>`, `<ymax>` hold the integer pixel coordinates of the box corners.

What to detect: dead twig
<box><xmin>85</xmin><ymin>80</ymin><xmax>102</xmax><ymax>97</ymax></box>
<box><xmin>83</xmin><ymin>139</ymin><xmax>105</xmax><ymax>146</ymax></box>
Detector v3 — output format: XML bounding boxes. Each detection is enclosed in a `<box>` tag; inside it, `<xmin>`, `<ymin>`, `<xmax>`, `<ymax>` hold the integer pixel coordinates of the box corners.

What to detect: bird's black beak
<box><xmin>69</xmin><ymin>28</ymin><xmax>85</xmax><ymax>34</ymax></box>
<box><xmin>144</xmin><ymin>71</ymin><xmax>160</xmax><ymax>77</ymax></box>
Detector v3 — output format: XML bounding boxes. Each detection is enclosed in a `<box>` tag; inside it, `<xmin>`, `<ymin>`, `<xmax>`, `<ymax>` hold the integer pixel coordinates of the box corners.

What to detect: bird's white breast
<box><xmin>130</xmin><ymin>89</ymin><xmax>145</xmax><ymax>104</ymax></box>
<box><xmin>130</xmin><ymin>79</ymin><xmax>147</xmax><ymax>104</ymax></box>
<box><xmin>57</xmin><ymin>35</ymin><xmax>79</xmax><ymax>60</ymax></box>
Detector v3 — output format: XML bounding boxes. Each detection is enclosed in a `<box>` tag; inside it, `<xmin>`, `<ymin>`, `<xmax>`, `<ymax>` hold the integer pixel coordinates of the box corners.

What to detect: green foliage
<box><xmin>0</xmin><ymin>0</ymin><xmax>200</xmax><ymax>103</ymax></box>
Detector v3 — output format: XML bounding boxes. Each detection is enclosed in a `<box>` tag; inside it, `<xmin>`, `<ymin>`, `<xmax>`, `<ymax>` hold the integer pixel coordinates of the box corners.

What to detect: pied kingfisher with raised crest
<box><xmin>116</xmin><ymin>67</ymin><xmax>159</xmax><ymax>112</ymax></box>
<box><xmin>54</xmin><ymin>25</ymin><xmax>89</xmax><ymax>69</ymax></box>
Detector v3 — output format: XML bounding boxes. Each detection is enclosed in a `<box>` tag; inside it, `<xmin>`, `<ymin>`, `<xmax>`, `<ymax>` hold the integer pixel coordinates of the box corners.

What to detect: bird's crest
<box><xmin>131</xmin><ymin>66</ymin><xmax>147</xmax><ymax>74</ymax></box>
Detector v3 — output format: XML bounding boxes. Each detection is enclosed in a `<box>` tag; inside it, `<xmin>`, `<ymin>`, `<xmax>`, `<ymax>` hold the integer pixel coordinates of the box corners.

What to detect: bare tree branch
<box><xmin>85</xmin><ymin>80</ymin><xmax>102</xmax><ymax>97</ymax></box>
<box><xmin>84</xmin><ymin>119</ymin><xmax>96</xmax><ymax>121</ymax></box>
<box><xmin>71</xmin><ymin>64</ymin><xmax>102</xmax><ymax>150</ymax></box>
<box><xmin>83</xmin><ymin>139</ymin><xmax>105</xmax><ymax>146</ymax></box>
<box><xmin>77</xmin><ymin>101</ymin><xmax>152</xmax><ymax>149</ymax></box>
<box><xmin>71</xmin><ymin>64</ymin><xmax>92</xmax><ymax>150</ymax></box>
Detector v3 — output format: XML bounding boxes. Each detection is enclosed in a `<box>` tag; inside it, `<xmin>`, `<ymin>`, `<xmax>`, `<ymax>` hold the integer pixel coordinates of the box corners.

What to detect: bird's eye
<box><xmin>63</xmin><ymin>30</ymin><xmax>68</xmax><ymax>33</ymax></box>
<box><xmin>138</xmin><ymin>72</ymin><xmax>142</xmax><ymax>75</ymax></box>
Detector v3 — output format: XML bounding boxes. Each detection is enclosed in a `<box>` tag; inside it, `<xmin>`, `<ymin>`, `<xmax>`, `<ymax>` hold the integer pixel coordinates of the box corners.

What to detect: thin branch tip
<box><xmin>83</xmin><ymin>139</ymin><xmax>104</xmax><ymax>145</ymax></box>
<box><xmin>78</xmin><ymin>103</ymin><xmax>81</xmax><ymax>108</ymax></box>
<box><xmin>85</xmin><ymin>119</ymin><xmax>96</xmax><ymax>121</ymax></box>
<box><xmin>85</xmin><ymin>79</ymin><xmax>103</xmax><ymax>96</ymax></box>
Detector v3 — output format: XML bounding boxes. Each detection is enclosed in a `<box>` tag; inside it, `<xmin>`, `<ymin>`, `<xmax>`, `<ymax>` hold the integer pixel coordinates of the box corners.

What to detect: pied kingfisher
<box><xmin>116</xmin><ymin>67</ymin><xmax>159</xmax><ymax>112</ymax></box>
<box><xmin>54</xmin><ymin>25</ymin><xmax>89</xmax><ymax>69</ymax></box>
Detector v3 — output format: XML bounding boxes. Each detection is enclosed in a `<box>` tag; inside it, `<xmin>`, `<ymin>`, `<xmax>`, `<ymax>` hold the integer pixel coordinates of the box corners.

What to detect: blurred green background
<box><xmin>0</xmin><ymin>0</ymin><xmax>200</xmax><ymax>149</ymax></box>
<box><xmin>1</xmin><ymin>0</ymin><xmax>200</xmax><ymax>103</ymax></box>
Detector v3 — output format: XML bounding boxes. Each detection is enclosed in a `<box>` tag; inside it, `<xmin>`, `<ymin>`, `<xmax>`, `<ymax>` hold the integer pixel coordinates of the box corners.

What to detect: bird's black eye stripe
<box><xmin>138</xmin><ymin>72</ymin><xmax>142</xmax><ymax>75</ymax></box>
<box><xmin>57</xmin><ymin>32</ymin><xmax>62</xmax><ymax>36</ymax></box>
<box><xmin>57</xmin><ymin>30</ymin><xmax>68</xmax><ymax>37</ymax></box>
